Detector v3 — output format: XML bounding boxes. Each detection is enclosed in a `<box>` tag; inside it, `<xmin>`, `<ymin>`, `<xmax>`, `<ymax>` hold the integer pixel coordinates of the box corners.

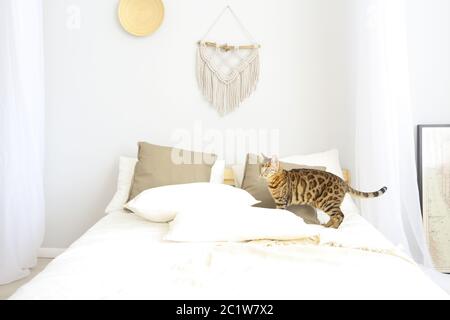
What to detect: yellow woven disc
<box><xmin>118</xmin><ymin>0</ymin><xmax>165</xmax><ymax>37</ymax></box>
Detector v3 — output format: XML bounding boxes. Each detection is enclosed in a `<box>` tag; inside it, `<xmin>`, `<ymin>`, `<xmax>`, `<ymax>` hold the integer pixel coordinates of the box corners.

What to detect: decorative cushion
<box><xmin>129</xmin><ymin>142</ymin><xmax>217</xmax><ymax>200</ymax></box>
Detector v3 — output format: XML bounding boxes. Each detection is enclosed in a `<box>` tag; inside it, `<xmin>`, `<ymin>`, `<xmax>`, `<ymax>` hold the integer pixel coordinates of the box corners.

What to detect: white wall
<box><xmin>42</xmin><ymin>0</ymin><xmax>355</xmax><ymax>248</ymax></box>
<box><xmin>407</xmin><ymin>0</ymin><xmax>450</xmax><ymax>126</ymax></box>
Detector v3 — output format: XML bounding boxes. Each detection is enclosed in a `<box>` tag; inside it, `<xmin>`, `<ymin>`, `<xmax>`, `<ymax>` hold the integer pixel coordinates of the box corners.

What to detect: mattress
<box><xmin>11</xmin><ymin>210</ymin><xmax>449</xmax><ymax>300</ymax></box>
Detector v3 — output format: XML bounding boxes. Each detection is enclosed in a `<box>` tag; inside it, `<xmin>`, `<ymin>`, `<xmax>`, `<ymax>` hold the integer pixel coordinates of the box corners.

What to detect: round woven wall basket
<box><xmin>118</xmin><ymin>0</ymin><xmax>165</xmax><ymax>37</ymax></box>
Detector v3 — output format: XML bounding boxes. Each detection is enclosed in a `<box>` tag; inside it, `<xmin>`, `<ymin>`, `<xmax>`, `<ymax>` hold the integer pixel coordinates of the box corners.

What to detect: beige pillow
<box><xmin>241</xmin><ymin>154</ymin><xmax>326</xmax><ymax>225</ymax></box>
<box><xmin>129</xmin><ymin>142</ymin><xmax>217</xmax><ymax>200</ymax></box>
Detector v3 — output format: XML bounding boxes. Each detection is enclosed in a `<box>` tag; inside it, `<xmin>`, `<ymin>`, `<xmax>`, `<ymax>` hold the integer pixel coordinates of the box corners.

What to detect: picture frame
<box><xmin>417</xmin><ymin>124</ymin><xmax>450</xmax><ymax>273</ymax></box>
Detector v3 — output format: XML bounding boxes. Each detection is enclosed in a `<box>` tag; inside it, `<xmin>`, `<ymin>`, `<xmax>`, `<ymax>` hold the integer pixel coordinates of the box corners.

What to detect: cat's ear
<box><xmin>261</xmin><ymin>153</ymin><xmax>270</xmax><ymax>163</ymax></box>
<box><xmin>271</xmin><ymin>155</ymin><xmax>280</xmax><ymax>168</ymax></box>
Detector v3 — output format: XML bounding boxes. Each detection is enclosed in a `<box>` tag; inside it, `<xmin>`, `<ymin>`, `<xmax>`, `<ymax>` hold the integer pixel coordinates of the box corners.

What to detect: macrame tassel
<box><xmin>197</xmin><ymin>45</ymin><xmax>260</xmax><ymax>116</ymax></box>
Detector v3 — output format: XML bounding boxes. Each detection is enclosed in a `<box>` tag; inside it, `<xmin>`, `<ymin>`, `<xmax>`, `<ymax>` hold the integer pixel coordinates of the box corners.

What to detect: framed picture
<box><xmin>418</xmin><ymin>125</ymin><xmax>450</xmax><ymax>273</ymax></box>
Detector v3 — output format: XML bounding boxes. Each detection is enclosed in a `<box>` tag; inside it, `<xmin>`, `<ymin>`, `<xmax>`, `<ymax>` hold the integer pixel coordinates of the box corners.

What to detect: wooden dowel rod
<box><xmin>197</xmin><ymin>41</ymin><xmax>260</xmax><ymax>51</ymax></box>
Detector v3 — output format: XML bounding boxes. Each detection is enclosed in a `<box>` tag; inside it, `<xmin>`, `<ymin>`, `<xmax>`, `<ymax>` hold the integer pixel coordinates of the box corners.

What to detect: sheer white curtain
<box><xmin>0</xmin><ymin>0</ymin><xmax>45</xmax><ymax>284</ymax></box>
<box><xmin>354</xmin><ymin>0</ymin><xmax>450</xmax><ymax>292</ymax></box>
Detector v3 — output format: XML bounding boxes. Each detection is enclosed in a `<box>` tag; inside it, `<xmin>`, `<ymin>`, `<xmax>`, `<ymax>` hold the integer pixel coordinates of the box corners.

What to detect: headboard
<box><xmin>223</xmin><ymin>168</ymin><xmax>351</xmax><ymax>186</ymax></box>
<box><xmin>224</xmin><ymin>168</ymin><xmax>237</xmax><ymax>186</ymax></box>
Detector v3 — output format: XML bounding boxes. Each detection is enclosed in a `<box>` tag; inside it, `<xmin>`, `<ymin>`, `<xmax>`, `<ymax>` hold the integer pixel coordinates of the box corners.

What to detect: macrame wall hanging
<box><xmin>197</xmin><ymin>6</ymin><xmax>261</xmax><ymax>116</ymax></box>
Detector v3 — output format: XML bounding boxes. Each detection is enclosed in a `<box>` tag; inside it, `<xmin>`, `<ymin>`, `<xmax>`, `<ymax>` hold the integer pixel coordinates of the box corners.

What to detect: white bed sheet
<box><xmin>11</xmin><ymin>210</ymin><xmax>449</xmax><ymax>300</ymax></box>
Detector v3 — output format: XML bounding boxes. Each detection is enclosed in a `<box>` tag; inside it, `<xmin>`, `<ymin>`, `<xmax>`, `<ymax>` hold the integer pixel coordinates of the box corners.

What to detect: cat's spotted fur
<box><xmin>260</xmin><ymin>156</ymin><xmax>387</xmax><ymax>229</ymax></box>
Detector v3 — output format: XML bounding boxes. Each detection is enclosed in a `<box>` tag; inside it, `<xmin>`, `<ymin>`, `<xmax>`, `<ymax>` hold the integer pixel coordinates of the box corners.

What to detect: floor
<box><xmin>0</xmin><ymin>258</ymin><xmax>52</xmax><ymax>300</ymax></box>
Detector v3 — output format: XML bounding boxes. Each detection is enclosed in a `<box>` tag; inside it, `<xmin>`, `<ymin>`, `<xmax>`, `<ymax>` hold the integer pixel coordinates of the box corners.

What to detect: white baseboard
<box><xmin>38</xmin><ymin>248</ymin><xmax>66</xmax><ymax>258</ymax></box>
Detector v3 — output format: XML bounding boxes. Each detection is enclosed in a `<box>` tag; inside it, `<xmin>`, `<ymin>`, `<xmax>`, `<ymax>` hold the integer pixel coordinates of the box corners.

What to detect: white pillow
<box><xmin>105</xmin><ymin>157</ymin><xmax>138</xmax><ymax>214</ymax></box>
<box><xmin>232</xmin><ymin>149</ymin><xmax>343</xmax><ymax>187</ymax></box>
<box><xmin>105</xmin><ymin>158</ymin><xmax>226</xmax><ymax>214</ymax></box>
<box><xmin>210</xmin><ymin>160</ymin><xmax>226</xmax><ymax>184</ymax></box>
<box><xmin>165</xmin><ymin>206</ymin><xmax>320</xmax><ymax>242</ymax></box>
<box><xmin>281</xmin><ymin>149</ymin><xmax>344</xmax><ymax>178</ymax></box>
<box><xmin>125</xmin><ymin>183</ymin><xmax>260</xmax><ymax>223</ymax></box>
<box><xmin>231</xmin><ymin>164</ymin><xmax>246</xmax><ymax>188</ymax></box>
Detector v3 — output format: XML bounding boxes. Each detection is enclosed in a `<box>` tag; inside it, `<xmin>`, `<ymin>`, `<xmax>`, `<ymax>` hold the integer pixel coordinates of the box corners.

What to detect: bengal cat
<box><xmin>260</xmin><ymin>155</ymin><xmax>387</xmax><ymax>229</ymax></box>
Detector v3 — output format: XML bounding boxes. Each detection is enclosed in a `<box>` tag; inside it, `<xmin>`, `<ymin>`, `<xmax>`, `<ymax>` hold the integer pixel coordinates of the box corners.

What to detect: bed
<box><xmin>10</xmin><ymin>209</ymin><xmax>448</xmax><ymax>300</ymax></box>
<box><xmin>10</xmin><ymin>149</ymin><xmax>449</xmax><ymax>300</ymax></box>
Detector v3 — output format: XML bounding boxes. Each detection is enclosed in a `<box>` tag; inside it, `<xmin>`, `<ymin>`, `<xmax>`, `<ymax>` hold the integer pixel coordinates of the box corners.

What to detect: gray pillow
<box><xmin>241</xmin><ymin>154</ymin><xmax>326</xmax><ymax>225</ymax></box>
<box><xmin>129</xmin><ymin>142</ymin><xmax>217</xmax><ymax>200</ymax></box>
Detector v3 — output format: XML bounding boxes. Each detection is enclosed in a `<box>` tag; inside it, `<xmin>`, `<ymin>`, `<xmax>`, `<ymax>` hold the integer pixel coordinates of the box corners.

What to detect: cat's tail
<box><xmin>346</xmin><ymin>185</ymin><xmax>387</xmax><ymax>198</ymax></box>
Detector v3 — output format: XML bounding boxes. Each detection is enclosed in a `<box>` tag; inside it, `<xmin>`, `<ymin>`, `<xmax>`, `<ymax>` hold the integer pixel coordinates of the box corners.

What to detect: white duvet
<box><xmin>11</xmin><ymin>210</ymin><xmax>448</xmax><ymax>300</ymax></box>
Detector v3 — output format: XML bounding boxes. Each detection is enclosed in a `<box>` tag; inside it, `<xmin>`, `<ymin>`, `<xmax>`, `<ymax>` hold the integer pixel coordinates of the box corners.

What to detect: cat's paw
<box><xmin>317</xmin><ymin>210</ymin><xmax>330</xmax><ymax>225</ymax></box>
